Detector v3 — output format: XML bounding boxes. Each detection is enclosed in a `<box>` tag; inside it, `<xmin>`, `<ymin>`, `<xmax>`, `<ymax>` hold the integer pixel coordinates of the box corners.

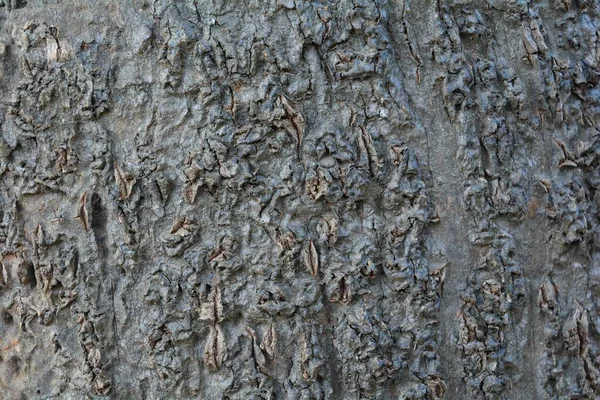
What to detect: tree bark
<box><xmin>0</xmin><ymin>0</ymin><xmax>599</xmax><ymax>399</ymax></box>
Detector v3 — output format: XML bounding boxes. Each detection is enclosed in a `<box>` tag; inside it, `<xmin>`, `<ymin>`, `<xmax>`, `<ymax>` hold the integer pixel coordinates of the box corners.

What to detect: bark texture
<box><xmin>0</xmin><ymin>0</ymin><xmax>599</xmax><ymax>399</ymax></box>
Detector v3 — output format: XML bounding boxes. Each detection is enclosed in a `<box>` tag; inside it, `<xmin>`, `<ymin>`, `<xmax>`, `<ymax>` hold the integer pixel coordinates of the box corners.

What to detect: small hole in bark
<box><xmin>2</xmin><ymin>310</ymin><xmax>13</xmax><ymax>324</ymax></box>
<box><xmin>26</xmin><ymin>262</ymin><xmax>37</xmax><ymax>288</ymax></box>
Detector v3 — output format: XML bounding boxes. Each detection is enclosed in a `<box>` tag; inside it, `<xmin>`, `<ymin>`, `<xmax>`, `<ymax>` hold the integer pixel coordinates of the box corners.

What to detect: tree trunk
<box><xmin>0</xmin><ymin>0</ymin><xmax>599</xmax><ymax>399</ymax></box>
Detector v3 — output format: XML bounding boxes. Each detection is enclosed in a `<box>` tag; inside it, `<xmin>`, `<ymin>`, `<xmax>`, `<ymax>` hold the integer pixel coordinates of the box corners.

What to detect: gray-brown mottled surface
<box><xmin>0</xmin><ymin>0</ymin><xmax>599</xmax><ymax>399</ymax></box>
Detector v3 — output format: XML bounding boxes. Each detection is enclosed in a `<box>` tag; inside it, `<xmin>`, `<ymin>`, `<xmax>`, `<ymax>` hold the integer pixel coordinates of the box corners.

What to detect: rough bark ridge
<box><xmin>0</xmin><ymin>0</ymin><xmax>598</xmax><ymax>399</ymax></box>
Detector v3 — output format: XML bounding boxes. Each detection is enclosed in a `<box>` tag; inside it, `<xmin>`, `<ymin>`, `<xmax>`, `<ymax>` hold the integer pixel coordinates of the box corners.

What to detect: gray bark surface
<box><xmin>0</xmin><ymin>0</ymin><xmax>598</xmax><ymax>399</ymax></box>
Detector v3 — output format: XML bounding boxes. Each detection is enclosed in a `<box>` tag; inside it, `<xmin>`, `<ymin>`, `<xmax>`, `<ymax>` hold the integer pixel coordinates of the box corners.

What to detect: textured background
<box><xmin>0</xmin><ymin>0</ymin><xmax>599</xmax><ymax>399</ymax></box>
